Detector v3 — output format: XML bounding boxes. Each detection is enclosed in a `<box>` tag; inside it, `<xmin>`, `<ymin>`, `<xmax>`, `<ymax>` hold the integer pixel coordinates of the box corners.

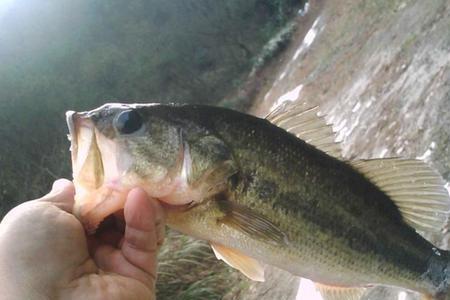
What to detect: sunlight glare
<box><xmin>296</xmin><ymin>278</ymin><xmax>324</xmax><ymax>300</ymax></box>
<box><xmin>0</xmin><ymin>0</ymin><xmax>17</xmax><ymax>19</ymax></box>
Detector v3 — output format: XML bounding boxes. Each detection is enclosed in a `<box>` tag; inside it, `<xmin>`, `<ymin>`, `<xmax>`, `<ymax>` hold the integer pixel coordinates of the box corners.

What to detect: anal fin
<box><xmin>210</xmin><ymin>242</ymin><xmax>265</xmax><ymax>282</ymax></box>
<box><xmin>315</xmin><ymin>282</ymin><xmax>366</xmax><ymax>300</ymax></box>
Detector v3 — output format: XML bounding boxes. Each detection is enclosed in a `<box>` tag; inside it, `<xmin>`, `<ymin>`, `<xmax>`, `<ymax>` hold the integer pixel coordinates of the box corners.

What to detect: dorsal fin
<box><xmin>351</xmin><ymin>158</ymin><xmax>450</xmax><ymax>233</ymax></box>
<box><xmin>266</xmin><ymin>102</ymin><xmax>342</xmax><ymax>159</ymax></box>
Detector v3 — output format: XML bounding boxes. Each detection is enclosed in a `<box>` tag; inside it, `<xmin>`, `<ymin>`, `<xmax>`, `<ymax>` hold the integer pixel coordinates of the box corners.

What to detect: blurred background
<box><xmin>0</xmin><ymin>0</ymin><xmax>301</xmax><ymax>212</ymax></box>
<box><xmin>1</xmin><ymin>0</ymin><xmax>450</xmax><ymax>299</ymax></box>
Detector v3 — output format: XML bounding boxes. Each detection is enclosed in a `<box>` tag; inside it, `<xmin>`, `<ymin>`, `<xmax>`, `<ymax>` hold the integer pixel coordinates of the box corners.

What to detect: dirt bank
<box><xmin>244</xmin><ymin>0</ymin><xmax>450</xmax><ymax>299</ymax></box>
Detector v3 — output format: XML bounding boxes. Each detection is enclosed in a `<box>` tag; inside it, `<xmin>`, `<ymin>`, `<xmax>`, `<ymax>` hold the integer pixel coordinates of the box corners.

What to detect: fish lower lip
<box><xmin>158</xmin><ymin>199</ymin><xmax>193</xmax><ymax>211</ymax></box>
<box><xmin>66</xmin><ymin>111</ymin><xmax>78</xmax><ymax>160</ymax></box>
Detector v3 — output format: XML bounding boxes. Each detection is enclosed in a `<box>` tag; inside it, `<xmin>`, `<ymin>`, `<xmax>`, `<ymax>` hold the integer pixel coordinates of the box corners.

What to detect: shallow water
<box><xmin>247</xmin><ymin>0</ymin><xmax>450</xmax><ymax>299</ymax></box>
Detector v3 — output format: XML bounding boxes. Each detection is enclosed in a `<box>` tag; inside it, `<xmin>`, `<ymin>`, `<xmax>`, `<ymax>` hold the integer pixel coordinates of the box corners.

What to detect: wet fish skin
<box><xmin>68</xmin><ymin>103</ymin><xmax>450</xmax><ymax>298</ymax></box>
<box><xmin>163</xmin><ymin>105</ymin><xmax>446</xmax><ymax>293</ymax></box>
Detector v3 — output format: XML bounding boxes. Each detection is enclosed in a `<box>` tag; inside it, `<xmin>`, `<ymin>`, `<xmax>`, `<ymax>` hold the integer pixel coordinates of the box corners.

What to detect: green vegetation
<box><xmin>250</xmin><ymin>21</ymin><xmax>296</xmax><ymax>75</ymax></box>
<box><xmin>0</xmin><ymin>0</ymin><xmax>302</xmax><ymax>298</ymax></box>
<box><xmin>156</xmin><ymin>230</ymin><xmax>249</xmax><ymax>299</ymax></box>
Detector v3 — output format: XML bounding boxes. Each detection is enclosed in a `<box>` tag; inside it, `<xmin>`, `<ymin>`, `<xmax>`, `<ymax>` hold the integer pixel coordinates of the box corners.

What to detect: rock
<box><xmin>249</xmin><ymin>0</ymin><xmax>450</xmax><ymax>299</ymax></box>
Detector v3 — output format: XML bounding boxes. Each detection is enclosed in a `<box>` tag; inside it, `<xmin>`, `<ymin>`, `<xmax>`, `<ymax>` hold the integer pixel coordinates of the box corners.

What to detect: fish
<box><xmin>66</xmin><ymin>102</ymin><xmax>450</xmax><ymax>300</ymax></box>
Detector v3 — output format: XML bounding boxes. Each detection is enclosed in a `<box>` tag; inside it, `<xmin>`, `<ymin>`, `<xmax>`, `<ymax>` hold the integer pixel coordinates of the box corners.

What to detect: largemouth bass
<box><xmin>66</xmin><ymin>103</ymin><xmax>450</xmax><ymax>299</ymax></box>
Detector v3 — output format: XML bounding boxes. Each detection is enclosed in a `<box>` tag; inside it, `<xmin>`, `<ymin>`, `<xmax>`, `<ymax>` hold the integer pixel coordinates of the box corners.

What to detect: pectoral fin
<box><xmin>314</xmin><ymin>283</ymin><xmax>366</xmax><ymax>300</ymax></box>
<box><xmin>217</xmin><ymin>200</ymin><xmax>289</xmax><ymax>246</ymax></box>
<box><xmin>210</xmin><ymin>242</ymin><xmax>265</xmax><ymax>282</ymax></box>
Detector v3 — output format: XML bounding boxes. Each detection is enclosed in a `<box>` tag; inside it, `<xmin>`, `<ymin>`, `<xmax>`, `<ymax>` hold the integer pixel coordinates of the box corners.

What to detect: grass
<box><xmin>156</xmin><ymin>229</ymin><xmax>248</xmax><ymax>300</ymax></box>
<box><xmin>250</xmin><ymin>21</ymin><xmax>297</xmax><ymax>76</ymax></box>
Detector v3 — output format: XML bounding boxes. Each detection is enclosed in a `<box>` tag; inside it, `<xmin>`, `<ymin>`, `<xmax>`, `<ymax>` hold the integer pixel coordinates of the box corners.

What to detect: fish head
<box><xmin>66</xmin><ymin>103</ymin><xmax>186</xmax><ymax>231</ymax></box>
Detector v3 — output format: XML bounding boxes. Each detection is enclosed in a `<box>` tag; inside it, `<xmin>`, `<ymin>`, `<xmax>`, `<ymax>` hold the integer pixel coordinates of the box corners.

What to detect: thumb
<box><xmin>40</xmin><ymin>178</ymin><xmax>75</xmax><ymax>213</ymax></box>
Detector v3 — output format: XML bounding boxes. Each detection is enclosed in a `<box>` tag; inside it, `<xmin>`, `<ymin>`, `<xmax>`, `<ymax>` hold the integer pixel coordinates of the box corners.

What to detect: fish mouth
<box><xmin>66</xmin><ymin>111</ymin><xmax>104</xmax><ymax>184</ymax></box>
<box><xmin>66</xmin><ymin>111</ymin><xmax>77</xmax><ymax>164</ymax></box>
<box><xmin>66</xmin><ymin>108</ymin><xmax>192</xmax><ymax>232</ymax></box>
<box><xmin>66</xmin><ymin>110</ymin><xmax>123</xmax><ymax>232</ymax></box>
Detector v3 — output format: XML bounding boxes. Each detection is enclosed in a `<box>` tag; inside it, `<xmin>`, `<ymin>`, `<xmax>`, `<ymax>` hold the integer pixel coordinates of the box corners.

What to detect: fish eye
<box><xmin>114</xmin><ymin>109</ymin><xmax>143</xmax><ymax>134</ymax></box>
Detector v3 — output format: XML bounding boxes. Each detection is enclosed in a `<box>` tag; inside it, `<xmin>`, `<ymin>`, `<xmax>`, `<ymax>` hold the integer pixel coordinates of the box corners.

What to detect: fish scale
<box><xmin>170</xmin><ymin>105</ymin><xmax>445</xmax><ymax>294</ymax></box>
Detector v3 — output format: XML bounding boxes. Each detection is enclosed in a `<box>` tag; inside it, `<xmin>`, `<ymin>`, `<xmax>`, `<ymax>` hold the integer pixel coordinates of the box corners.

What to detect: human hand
<box><xmin>0</xmin><ymin>179</ymin><xmax>165</xmax><ymax>300</ymax></box>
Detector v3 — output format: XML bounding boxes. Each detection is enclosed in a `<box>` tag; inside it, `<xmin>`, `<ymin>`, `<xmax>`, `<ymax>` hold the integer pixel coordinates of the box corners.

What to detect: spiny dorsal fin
<box><xmin>314</xmin><ymin>283</ymin><xmax>366</xmax><ymax>300</ymax></box>
<box><xmin>266</xmin><ymin>102</ymin><xmax>342</xmax><ymax>159</ymax></box>
<box><xmin>210</xmin><ymin>242</ymin><xmax>265</xmax><ymax>282</ymax></box>
<box><xmin>351</xmin><ymin>158</ymin><xmax>450</xmax><ymax>233</ymax></box>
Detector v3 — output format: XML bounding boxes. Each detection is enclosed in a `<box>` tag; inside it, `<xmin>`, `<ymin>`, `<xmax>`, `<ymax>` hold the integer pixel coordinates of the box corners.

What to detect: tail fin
<box><xmin>424</xmin><ymin>250</ymin><xmax>450</xmax><ymax>300</ymax></box>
